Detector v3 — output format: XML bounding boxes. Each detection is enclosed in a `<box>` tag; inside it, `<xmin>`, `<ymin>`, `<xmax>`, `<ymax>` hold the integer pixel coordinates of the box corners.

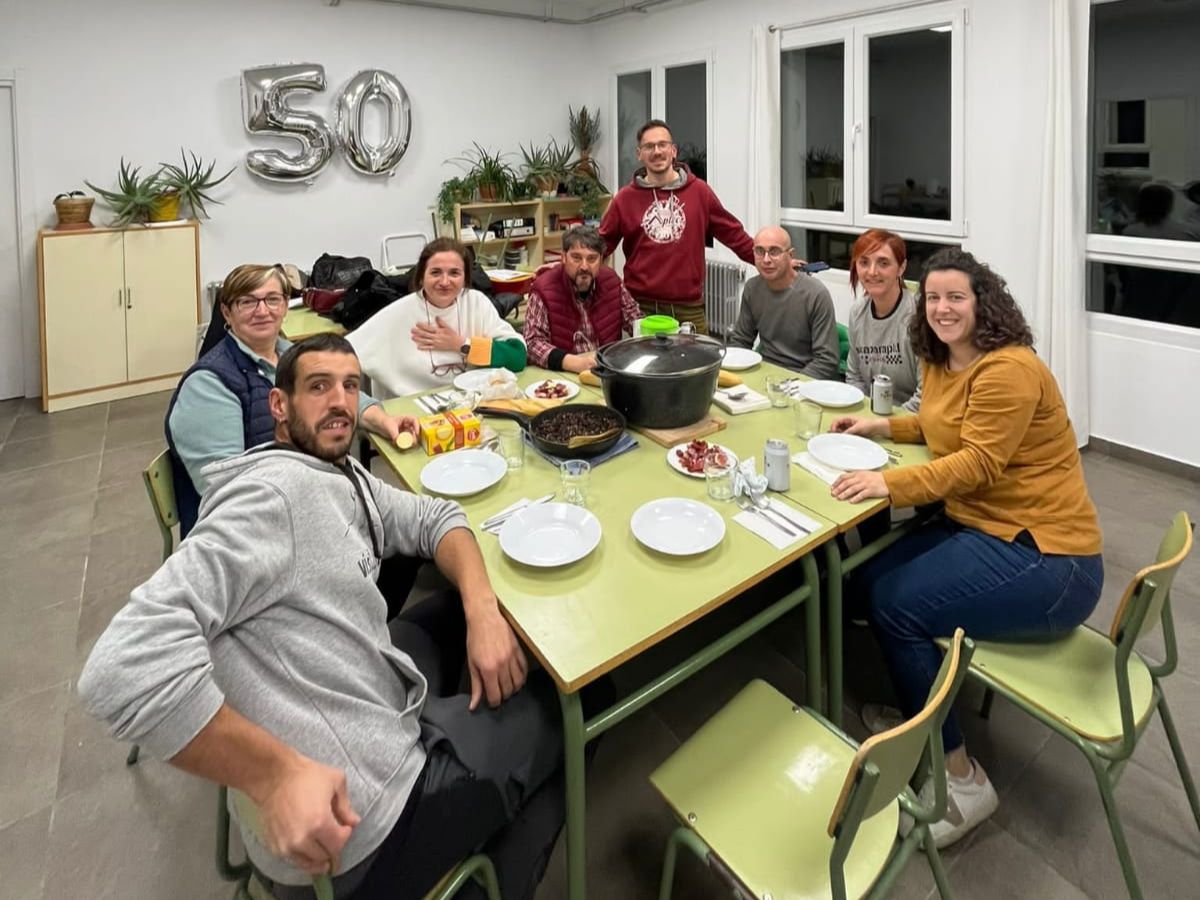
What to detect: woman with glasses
<box><xmin>166</xmin><ymin>264</ymin><xmax>416</xmax><ymax>536</ymax></box>
<box><xmin>845</xmin><ymin>229</ymin><xmax>923</xmax><ymax>412</ymax></box>
<box><xmin>349</xmin><ymin>237</ymin><xmax>526</xmax><ymax>399</ymax></box>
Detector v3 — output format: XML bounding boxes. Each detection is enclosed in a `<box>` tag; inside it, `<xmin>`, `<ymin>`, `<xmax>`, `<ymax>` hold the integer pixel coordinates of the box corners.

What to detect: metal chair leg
<box><xmin>657</xmin><ymin>827</ymin><xmax>685</xmax><ymax>900</ymax></box>
<box><xmin>979</xmin><ymin>688</ymin><xmax>995</xmax><ymax>721</ymax></box>
<box><xmin>923</xmin><ymin>830</ymin><xmax>955</xmax><ymax>900</ymax></box>
<box><xmin>1157</xmin><ymin>694</ymin><xmax>1200</xmax><ymax>834</ymax></box>
<box><xmin>126</xmin><ymin>743</ymin><xmax>141</xmax><ymax>766</ymax></box>
<box><xmin>1087</xmin><ymin>751</ymin><xmax>1144</xmax><ymax>900</ymax></box>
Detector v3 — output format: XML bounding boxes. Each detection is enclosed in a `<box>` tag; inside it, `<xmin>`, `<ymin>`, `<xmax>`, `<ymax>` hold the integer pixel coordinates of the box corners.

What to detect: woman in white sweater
<box><xmin>845</xmin><ymin>229</ymin><xmax>922</xmax><ymax>412</ymax></box>
<box><xmin>349</xmin><ymin>237</ymin><xmax>527</xmax><ymax>399</ymax></box>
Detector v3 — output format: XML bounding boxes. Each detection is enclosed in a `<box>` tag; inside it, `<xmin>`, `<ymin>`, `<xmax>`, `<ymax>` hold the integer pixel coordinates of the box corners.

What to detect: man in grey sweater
<box><xmin>78</xmin><ymin>334</ymin><xmax>561</xmax><ymax>900</ymax></box>
<box><xmin>727</xmin><ymin>225</ymin><xmax>840</xmax><ymax>378</ymax></box>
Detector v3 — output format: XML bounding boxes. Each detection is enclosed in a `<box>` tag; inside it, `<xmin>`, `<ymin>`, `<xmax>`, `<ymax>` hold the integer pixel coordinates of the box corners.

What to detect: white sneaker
<box><xmin>928</xmin><ymin>758</ymin><xmax>999</xmax><ymax>848</ymax></box>
<box><xmin>861</xmin><ymin>703</ymin><xmax>904</xmax><ymax>735</ymax></box>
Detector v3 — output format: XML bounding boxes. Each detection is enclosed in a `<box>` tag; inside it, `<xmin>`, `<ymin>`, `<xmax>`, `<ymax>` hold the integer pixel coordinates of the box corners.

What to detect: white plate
<box><xmin>721</xmin><ymin>347</ymin><xmax>762</xmax><ymax>371</ymax></box>
<box><xmin>453</xmin><ymin>368</ymin><xmax>510</xmax><ymax>392</ymax></box>
<box><xmin>666</xmin><ymin>442</ymin><xmax>738</xmax><ymax>479</ymax></box>
<box><xmin>631</xmin><ymin>498</ymin><xmax>726</xmax><ymax>556</ymax></box>
<box><xmin>807</xmin><ymin>433</ymin><xmax>890</xmax><ymax>471</ymax></box>
<box><xmin>524</xmin><ymin>379</ymin><xmax>581</xmax><ymax>401</ymax></box>
<box><xmin>419</xmin><ymin>449</ymin><xmax>507</xmax><ymax>497</ymax></box>
<box><xmin>795</xmin><ymin>381</ymin><xmax>865</xmax><ymax>408</ymax></box>
<box><xmin>499</xmin><ymin>502</ymin><xmax>602</xmax><ymax>567</ymax></box>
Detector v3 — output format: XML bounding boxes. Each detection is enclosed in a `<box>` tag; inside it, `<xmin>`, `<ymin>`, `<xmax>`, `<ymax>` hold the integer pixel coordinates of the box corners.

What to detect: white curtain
<box><xmin>747</xmin><ymin>25</ymin><xmax>781</xmax><ymax>236</ymax></box>
<box><xmin>1033</xmin><ymin>0</ymin><xmax>1091</xmax><ymax>444</ymax></box>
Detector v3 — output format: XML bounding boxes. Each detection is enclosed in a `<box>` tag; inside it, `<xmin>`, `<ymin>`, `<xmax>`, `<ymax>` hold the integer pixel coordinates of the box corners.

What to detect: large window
<box><xmin>1087</xmin><ymin>0</ymin><xmax>1200</xmax><ymax>329</ymax></box>
<box><xmin>780</xmin><ymin>4</ymin><xmax>965</xmax><ymax>244</ymax></box>
<box><xmin>613</xmin><ymin>56</ymin><xmax>711</xmax><ymax>189</ymax></box>
<box><xmin>782</xmin><ymin>226</ymin><xmax>958</xmax><ymax>278</ymax></box>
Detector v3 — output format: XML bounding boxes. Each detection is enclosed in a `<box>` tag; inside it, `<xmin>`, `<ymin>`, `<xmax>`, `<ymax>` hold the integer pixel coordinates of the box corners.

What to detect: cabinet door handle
<box><xmin>118</xmin><ymin>288</ymin><xmax>124</xmax><ymax>307</ymax></box>
<box><xmin>126</xmin><ymin>287</ymin><xmax>133</xmax><ymax>310</ymax></box>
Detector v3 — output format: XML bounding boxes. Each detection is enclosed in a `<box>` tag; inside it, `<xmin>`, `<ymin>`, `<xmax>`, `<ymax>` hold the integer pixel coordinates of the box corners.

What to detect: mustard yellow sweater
<box><xmin>883</xmin><ymin>346</ymin><xmax>1102</xmax><ymax>556</ymax></box>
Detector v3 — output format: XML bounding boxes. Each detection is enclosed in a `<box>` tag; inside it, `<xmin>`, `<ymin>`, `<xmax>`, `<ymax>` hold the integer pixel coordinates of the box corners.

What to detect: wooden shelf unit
<box><xmin>440</xmin><ymin>195</ymin><xmax>611</xmax><ymax>267</ymax></box>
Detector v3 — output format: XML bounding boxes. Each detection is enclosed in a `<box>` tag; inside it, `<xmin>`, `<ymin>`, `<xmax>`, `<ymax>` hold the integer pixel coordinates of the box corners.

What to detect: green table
<box><xmin>281</xmin><ymin>305</ymin><xmax>346</xmax><ymax>341</ymax></box>
<box><xmin>370</xmin><ymin>366</ymin><xmax>837</xmax><ymax>900</ymax></box>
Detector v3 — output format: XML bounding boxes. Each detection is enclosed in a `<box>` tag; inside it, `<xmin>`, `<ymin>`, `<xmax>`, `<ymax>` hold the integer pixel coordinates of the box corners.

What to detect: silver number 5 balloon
<box><xmin>241</xmin><ymin>63</ymin><xmax>336</xmax><ymax>183</ymax></box>
<box><xmin>336</xmin><ymin>69</ymin><xmax>412</xmax><ymax>176</ymax></box>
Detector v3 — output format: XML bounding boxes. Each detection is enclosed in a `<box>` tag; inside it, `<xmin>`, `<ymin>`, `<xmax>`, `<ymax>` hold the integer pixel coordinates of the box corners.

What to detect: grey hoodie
<box><xmin>77</xmin><ymin>446</ymin><xmax>468</xmax><ymax>886</ymax></box>
<box><xmin>845</xmin><ymin>288</ymin><xmax>923</xmax><ymax>412</ymax></box>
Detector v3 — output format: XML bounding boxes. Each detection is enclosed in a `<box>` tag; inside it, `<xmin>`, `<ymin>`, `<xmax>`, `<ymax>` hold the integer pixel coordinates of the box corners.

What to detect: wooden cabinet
<box><xmin>441</xmin><ymin>195</ymin><xmax>612</xmax><ymax>267</ymax></box>
<box><xmin>37</xmin><ymin>221</ymin><xmax>200</xmax><ymax>412</ymax></box>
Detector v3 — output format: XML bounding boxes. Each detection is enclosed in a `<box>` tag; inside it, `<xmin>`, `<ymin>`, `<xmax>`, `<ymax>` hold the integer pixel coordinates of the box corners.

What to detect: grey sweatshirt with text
<box><xmin>77</xmin><ymin>446</ymin><xmax>468</xmax><ymax>886</ymax></box>
<box><xmin>845</xmin><ymin>288</ymin><xmax>923</xmax><ymax>412</ymax></box>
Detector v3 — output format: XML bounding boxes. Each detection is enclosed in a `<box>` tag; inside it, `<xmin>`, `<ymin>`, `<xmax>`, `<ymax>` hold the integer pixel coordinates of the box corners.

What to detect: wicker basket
<box><xmin>53</xmin><ymin>196</ymin><xmax>95</xmax><ymax>230</ymax></box>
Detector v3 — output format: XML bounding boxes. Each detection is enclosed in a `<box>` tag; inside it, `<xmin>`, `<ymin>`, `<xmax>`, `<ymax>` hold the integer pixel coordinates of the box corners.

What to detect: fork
<box><xmin>736</xmin><ymin>493</ymin><xmax>797</xmax><ymax>536</ymax></box>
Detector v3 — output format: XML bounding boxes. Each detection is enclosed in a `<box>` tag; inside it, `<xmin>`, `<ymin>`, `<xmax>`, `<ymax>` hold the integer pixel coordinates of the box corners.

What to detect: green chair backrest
<box><xmin>142</xmin><ymin>449</ymin><xmax>179</xmax><ymax>562</ymax></box>
<box><xmin>228</xmin><ymin>789</ymin><xmax>334</xmax><ymax>900</ymax></box>
<box><xmin>1109</xmin><ymin>511</ymin><xmax>1193</xmax><ymax>646</ymax></box>
<box><xmin>836</xmin><ymin>322</ymin><xmax>850</xmax><ymax>374</ymax></box>
<box><xmin>835</xmin><ymin>633</ymin><xmax>974</xmax><ymax>840</ymax></box>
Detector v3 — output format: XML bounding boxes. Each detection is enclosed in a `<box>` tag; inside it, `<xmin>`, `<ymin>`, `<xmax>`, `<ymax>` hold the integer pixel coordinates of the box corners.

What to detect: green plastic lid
<box><xmin>640</xmin><ymin>315</ymin><xmax>679</xmax><ymax>335</ymax></box>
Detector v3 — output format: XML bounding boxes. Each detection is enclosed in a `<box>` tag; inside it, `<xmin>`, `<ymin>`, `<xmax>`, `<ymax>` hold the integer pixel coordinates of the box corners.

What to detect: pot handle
<box><xmin>474</xmin><ymin>405</ymin><xmax>533</xmax><ymax>430</ymax></box>
<box><xmin>590</xmin><ymin>361</ymin><xmax>616</xmax><ymax>379</ymax></box>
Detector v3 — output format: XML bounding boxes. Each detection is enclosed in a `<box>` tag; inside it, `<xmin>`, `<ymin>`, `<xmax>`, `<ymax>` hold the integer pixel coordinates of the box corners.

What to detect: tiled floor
<box><xmin>1</xmin><ymin>391</ymin><xmax>1198</xmax><ymax>900</ymax></box>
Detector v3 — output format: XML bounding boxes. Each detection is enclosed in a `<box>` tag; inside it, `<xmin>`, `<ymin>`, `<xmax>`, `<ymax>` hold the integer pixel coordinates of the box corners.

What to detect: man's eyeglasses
<box><xmin>233</xmin><ymin>293</ymin><xmax>288</xmax><ymax>313</ymax></box>
<box><xmin>638</xmin><ymin>141</ymin><xmax>675</xmax><ymax>153</ymax></box>
<box><xmin>752</xmin><ymin>246</ymin><xmax>790</xmax><ymax>260</ymax></box>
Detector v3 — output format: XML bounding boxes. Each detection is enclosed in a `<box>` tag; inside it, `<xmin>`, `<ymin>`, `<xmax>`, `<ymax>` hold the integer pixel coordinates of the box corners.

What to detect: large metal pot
<box><xmin>593</xmin><ymin>333</ymin><xmax>723</xmax><ymax>429</ymax></box>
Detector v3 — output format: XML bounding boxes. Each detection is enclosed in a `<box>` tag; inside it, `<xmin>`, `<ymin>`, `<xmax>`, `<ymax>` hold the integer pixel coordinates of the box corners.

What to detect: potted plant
<box><xmin>157</xmin><ymin>149</ymin><xmax>235</xmax><ymax>220</ymax></box>
<box><xmin>521</xmin><ymin>137</ymin><xmax>574</xmax><ymax>197</ymax></box>
<box><xmin>51</xmin><ymin>190</ymin><xmax>95</xmax><ymax>230</ymax></box>
<box><xmin>436</xmin><ymin>175</ymin><xmax>477</xmax><ymax>227</ymax></box>
<box><xmin>568</xmin><ymin>106</ymin><xmax>604</xmax><ymax>188</ymax></box>
<box><xmin>85</xmin><ymin>159</ymin><xmax>162</xmax><ymax>226</ymax></box>
<box><xmin>448</xmin><ymin>143</ymin><xmax>516</xmax><ymax>202</ymax></box>
<box><xmin>566</xmin><ymin>173</ymin><xmax>605</xmax><ymax>224</ymax></box>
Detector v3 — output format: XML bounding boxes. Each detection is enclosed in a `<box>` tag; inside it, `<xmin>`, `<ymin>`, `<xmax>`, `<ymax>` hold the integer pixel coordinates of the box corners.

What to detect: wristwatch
<box><xmin>459</xmin><ymin>341</ymin><xmax>471</xmax><ymax>357</ymax></box>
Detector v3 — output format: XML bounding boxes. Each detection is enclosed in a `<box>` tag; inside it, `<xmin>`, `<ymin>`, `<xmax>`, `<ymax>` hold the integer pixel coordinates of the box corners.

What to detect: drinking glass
<box><xmin>561</xmin><ymin>459</ymin><xmax>591</xmax><ymax>506</ymax></box>
<box><xmin>765</xmin><ymin>375</ymin><xmax>790</xmax><ymax>408</ymax></box>
<box><xmin>792</xmin><ymin>398</ymin><xmax>822</xmax><ymax>440</ymax></box>
<box><xmin>705</xmin><ymin>457</ymin><xmax>736</xmax><ymax>501</ymax></box>
<box><xmin>497</xmin><ymin>428</ymin><xmax>525</xmax><ymax>469</ymax></box>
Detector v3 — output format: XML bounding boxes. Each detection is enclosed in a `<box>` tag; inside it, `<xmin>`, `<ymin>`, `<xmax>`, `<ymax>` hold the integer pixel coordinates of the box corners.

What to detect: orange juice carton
<box><xmin>419</xmin><ymin>408</ymin><xmax>483</xmax><ymax>455</ymax></box>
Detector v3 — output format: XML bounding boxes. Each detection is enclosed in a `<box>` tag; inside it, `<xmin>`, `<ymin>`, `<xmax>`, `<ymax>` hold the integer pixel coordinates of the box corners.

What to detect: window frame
<box><xmin>780</xmin><ymin>3</ymin><xmax>967</xmax><ymax>242</ymax></box>
<box><xmin>609</xmin><ymin>49</ymin><xmax>714</xmax><ymax>192</ymax></box>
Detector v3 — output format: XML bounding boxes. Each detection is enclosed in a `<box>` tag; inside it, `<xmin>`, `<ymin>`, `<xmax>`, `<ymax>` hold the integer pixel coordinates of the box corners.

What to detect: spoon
<box><xmin>735</xmin><ymin>493</ymin><xmax>797</xmax><ymax>536</ymax></box>
<box><xmin>567</xmin><ymin>426</ymin><xmax>622</xmax><ymax>449</ymax></box>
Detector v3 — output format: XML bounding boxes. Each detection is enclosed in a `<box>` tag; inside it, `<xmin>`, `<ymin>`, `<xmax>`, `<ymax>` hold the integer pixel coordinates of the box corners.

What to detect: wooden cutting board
<box><xmin>631</xmin><ymin>414</ymin><xmax>727</xmax><ymax>448</ymax></box>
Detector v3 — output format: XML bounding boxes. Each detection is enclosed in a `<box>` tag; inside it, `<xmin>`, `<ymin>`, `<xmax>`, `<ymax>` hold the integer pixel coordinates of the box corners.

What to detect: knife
<box><xmin>765</xmin><ymin>500</ymin><xmax>814</xmax><ymax>534</ymax></box>
<box><xmin>481</xmin><ymin>493</ymin><xmax>555</xmax><ymax>531</ymax></box>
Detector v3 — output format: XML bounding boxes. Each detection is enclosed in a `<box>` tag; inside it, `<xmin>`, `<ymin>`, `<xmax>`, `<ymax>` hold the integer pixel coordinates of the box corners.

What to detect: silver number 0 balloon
<box><xmin>241</xmin><ymin>63</ymin><xmax>336</xmax><ymax>183</ymax></box>
<box><xmin>336</xmin><ymin>69</ymin><xmax>412</xmax><ymax>176</ymax></box>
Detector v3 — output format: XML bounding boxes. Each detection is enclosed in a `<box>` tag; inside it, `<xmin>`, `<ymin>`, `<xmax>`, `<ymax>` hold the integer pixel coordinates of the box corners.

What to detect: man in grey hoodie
<box><xmin>79</xmin><ymin>334</ymin><xmax>563</xmax><ymax>900</ymax></box>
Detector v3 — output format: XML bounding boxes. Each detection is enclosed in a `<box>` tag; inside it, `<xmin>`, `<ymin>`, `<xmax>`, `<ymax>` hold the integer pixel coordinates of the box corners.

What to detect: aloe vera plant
<box><xmin>157</xmin><ymin>149</ymin><xmax>235</xmax><ymax>220</ymax></box>
<box><xmin>85</xmin><ymin>159</ymin><xmax>162</xmax><ymax>226</ymax></box>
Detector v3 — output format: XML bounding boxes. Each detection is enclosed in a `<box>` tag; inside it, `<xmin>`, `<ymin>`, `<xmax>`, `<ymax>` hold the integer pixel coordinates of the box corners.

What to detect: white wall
<box><xmin>1</xmin><ymin>0</ymin><xmax>598</xmax><ymax>396</ymax></box>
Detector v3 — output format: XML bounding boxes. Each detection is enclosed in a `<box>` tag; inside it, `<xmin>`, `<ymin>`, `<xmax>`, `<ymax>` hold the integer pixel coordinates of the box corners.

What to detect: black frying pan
<box><xmin>477</xmin><ymin>403</ymin><xmax>626</xmax><ymax>459</ymax></box>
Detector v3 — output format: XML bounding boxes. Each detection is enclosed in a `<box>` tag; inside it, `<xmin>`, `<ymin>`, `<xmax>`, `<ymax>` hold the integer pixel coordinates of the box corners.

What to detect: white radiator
<box><xmin>704</xmin><ymin>258</ymin><xmax>746</xmax><ymax>337</ymax></box>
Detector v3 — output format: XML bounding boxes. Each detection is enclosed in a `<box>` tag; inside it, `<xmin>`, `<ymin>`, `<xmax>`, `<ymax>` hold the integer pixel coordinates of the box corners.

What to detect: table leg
<box><xmin>824</xmin><ymin>541</ymin><xmax>845</xmax><ymax>728</ymax></box>
<box><xmin>558</xmin><ymin>688</ymin><xmax>588</xmax><ymax>900</ymax></box>
<box><xmin>801</xmin><ymin>552</ymin><xmax>822</xmax><ymax>711</ymax></box>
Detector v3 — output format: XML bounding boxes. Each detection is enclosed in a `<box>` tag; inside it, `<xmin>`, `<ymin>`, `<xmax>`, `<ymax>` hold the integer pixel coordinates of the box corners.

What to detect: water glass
<box><xmin>561</xmin><ymin>459</ymin><xmax>591</xmax><ymax>506</ymax></box>
<box><xmin>765</xmin><ymin>375</ymin><xmax>791</xmax><ymax>408</ymax></box>
<box><xmin>497</xmin><ymin>428</ymin><xmax>525</xmax><ymax>470</ymax></box>
<box><xmin>792</xmin><ymin>398</ymin><xmax>822</xmax><ymax>440</ymax></box>
<box><xmin>704</xmin><ymin>457</ymin><xmax>736</xmax><ymax>502</ymax></box>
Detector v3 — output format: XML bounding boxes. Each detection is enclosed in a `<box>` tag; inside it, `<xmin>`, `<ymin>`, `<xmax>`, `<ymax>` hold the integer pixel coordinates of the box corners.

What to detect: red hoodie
<box><xmin>599</xmin><ymin>164</ymin><xmax>755</xmax><ymax>306</ymax></box>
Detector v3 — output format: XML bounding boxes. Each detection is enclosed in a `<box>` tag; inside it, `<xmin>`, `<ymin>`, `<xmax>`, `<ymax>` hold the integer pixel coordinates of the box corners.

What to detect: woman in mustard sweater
<box><xmin>830</xmin><ymin>248</ymin><xmax>1104</xmax><ymax>847</ymax></box>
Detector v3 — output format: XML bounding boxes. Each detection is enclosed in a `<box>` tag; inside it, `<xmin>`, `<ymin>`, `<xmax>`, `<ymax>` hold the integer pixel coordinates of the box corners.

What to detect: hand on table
<box><xmin>257</xmin><ymin>754</ymin><xmax>360</xmax><ymax>876</ymax></box>
<box><xmin>563</xmin><ymin>351</ymin><xmax>597</xmax><ymax>374</ymax></box>
<box><xmin>465</xmin><ymin>597</ymin><xmax>528</xmax><ymax>710</ymax></box>
<box><xmin>831</xmin><ymin>470</ymin><xmax>890</xmax><ymax>504</ymax></box>
<box><xmin>411</xmin><ymin>317</ymin><xmax>466</xmax><ymax>353</ymax></box>
<box><xmin>830</xmin><ymin>416</ymin><xmax>889</xmax><ymax>438</ymax></box>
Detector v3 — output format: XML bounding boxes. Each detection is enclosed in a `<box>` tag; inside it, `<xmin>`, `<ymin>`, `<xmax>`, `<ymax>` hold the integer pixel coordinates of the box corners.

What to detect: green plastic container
<box><xmin>639</xmin><ymin>315</ymin><xmax>679</xmax><ymax>336</ymax></box>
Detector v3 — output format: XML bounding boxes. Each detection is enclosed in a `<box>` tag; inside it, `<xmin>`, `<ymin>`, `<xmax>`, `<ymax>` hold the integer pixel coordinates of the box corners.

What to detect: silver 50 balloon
<box><xmin>241</xmin><ymin>64</ymin><xmax>412</xmax><ymax>182</ymax></box>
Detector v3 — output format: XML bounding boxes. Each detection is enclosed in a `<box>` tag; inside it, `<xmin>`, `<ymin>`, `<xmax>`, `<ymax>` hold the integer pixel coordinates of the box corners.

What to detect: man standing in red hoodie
<box><xmin>599</xmin><ymin>119</ymin><xmax>756</xmax><ymax>334</ymax></box>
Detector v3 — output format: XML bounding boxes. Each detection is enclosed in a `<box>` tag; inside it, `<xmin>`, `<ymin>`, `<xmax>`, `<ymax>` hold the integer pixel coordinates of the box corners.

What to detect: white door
<box><xmin>0</xmin><ymin>84</ymin><xmax>24</xmax><ymax>399</ymax></box>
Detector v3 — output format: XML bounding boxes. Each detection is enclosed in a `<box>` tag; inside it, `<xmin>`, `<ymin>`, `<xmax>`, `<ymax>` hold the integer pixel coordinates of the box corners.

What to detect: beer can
<box><xmin>871</xmin><ymin>374</ymin><xmax>894</xmax><ymax>415</ymax></box>
<box><xmin>764</xmin><ymin>439</ymin><xmax>791</xmax><ymax>492</ymax></box>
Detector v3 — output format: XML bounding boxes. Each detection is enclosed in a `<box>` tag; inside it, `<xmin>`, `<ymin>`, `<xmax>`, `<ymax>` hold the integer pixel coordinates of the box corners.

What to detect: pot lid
<box><xmin>597</xmin><ymin>333</ymin><xmax>724</xmax><ymax>376</ymax></box>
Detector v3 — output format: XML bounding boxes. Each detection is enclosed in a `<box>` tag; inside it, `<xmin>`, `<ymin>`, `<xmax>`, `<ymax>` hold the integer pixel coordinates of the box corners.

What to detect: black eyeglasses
<box><xmin>233</xmin><ymin>293</ymin><xmax>288</xmax><ymax>313</ymax></box>
<box><xmin>431</xmin><ymin>360</ymin><xmax>468</xmax><ymax>377</ymax></box>
<box><xmin>638</xmin><ymin>141</ymin><xmax>675</xmax><ymax>153</ymax></box>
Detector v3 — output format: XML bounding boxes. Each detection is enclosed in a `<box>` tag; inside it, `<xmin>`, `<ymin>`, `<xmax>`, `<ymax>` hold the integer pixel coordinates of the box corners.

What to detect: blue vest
<box><xmin>165</xmin><ymin>334</ymin><xmax>277</xmax><ymax>536</ymax></box>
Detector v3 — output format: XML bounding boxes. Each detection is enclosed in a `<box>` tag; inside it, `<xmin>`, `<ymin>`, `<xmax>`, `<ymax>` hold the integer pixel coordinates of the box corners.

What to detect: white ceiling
<box><xmin>336</xmin><ymin>0</ymin><xmax>702</xmax><ymax>25</ymax></box>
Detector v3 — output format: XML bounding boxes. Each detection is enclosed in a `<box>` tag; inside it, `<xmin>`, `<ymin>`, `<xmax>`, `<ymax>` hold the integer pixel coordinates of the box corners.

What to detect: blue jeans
<box><xmin>856</xmin><ymin>518</ymin><xmax>1104</xmax><ymax>752</ymax></box>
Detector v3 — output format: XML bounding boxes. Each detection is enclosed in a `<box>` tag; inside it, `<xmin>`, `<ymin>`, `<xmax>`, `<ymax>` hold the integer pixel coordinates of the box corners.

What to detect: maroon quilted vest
<box><xmin>532</xmin><ymin>265</ymin><xmax>625</xmax><ymax>350</ymax></box>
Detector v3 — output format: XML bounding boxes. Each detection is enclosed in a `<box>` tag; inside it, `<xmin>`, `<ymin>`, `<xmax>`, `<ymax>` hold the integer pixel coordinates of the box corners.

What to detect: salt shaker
<box><xmin>764</xmin><ymin>438</ymin><xmax>791</xmax><ymax>492</ymax></box>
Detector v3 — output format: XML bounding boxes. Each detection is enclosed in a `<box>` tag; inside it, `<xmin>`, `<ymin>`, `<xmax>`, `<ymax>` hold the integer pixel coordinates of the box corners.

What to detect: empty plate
<box><xmin>631</xmin><ymin>498</ymin><xmax>726</xmax><ymax>556</ymax></box>
<box><xmin>500</xmin><ymin>502</ymin><xmax>602</xmax><ymax>567</ymax></box>
<box><xmin>796</xmin><ymin>381</ymin><xmax>865</xmax><ymax>408</ymax></box>
<box><xmin>807</xmin><ymin>433</ymin><xmax>889</xmax><ymax>471</ymax></box>
<box><xmin>419</xmin><ymin>449</ymin><xmax>507</xmax><ymax>497</ymax></box>
<box><xmin>721</xmin><ymin>347</ymin><xmax>762</xmax><ymax>371</ymax></box>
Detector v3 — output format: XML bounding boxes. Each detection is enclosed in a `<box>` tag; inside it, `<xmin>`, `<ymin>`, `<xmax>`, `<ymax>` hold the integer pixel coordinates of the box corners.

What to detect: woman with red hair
<box><xmin>846</xmin><ymin>229</ymin><xmax>922</xmax><ymax>411</ymax></box>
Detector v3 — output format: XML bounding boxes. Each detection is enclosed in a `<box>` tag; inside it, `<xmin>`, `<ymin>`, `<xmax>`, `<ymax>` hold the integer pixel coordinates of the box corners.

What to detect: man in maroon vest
<box><xmin>524</xmin><ymin>226</ymin><xmax>641</xmax><ymax>373</ymax></box>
